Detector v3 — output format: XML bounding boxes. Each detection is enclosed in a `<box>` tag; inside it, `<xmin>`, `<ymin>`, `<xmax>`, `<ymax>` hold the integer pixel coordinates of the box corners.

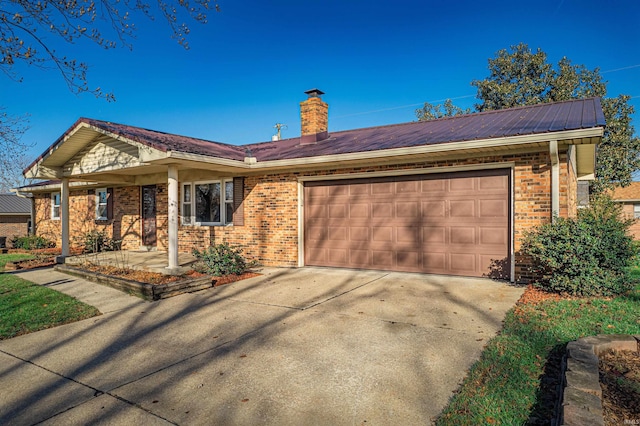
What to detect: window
<box><xmin>51</xmin><ymin>192</ymin><xmax>61</xmax><ymax>220</ymax></box>
<box><xmin>182</xmin><ymin>180</ymin><xmax>233</xmax><ymax>225</ymax></box>
<box><xmin>96</xmin><ymin>188</ymin><xmax>108</xmax><ymax>220</ymax></box>
<box><xmin>634</xmin><ymin>204</ymin><xmax>640</xmax><ymax>219</ymax></box>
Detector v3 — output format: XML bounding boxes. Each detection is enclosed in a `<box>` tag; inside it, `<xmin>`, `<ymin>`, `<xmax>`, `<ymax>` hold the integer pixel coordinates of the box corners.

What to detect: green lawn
<box><xmin>0</xmin><ymin>273</ymin><xmax>100</xmax><ymax>340</ymax></box>
<box><xmin>0</xmin><ymin>253</ymin><xmax>34</xmax><ymax>271</ymax></box>
<box><xmin>436</xmin><ymin>279</ymin><xmax>640</xmax><ymax>424</ymax></box>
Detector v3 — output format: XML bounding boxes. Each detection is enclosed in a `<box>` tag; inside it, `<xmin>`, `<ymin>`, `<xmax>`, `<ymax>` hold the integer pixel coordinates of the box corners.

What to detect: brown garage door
<box><xmin>304</xmin><ymin>169</ymin><xmax>510</xmax><ymax>278</ymax></box>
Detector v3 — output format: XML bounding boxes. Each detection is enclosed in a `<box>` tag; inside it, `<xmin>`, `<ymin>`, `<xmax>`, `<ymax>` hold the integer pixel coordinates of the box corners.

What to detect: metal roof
<box><xmin>25</xmin><ymin>97</ymin><xmax>605</xmax><ymax>173</ymax></box>
<box><xmin>0</xmin><ymin>194</ymin><xmax>31</xmax><ymax>214</ymax></box>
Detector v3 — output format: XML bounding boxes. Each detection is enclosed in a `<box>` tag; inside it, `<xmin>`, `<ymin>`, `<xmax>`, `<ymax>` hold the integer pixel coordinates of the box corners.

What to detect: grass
<box><xmin>436</xmin><ymin>275</ymin><xmax>640</xmax><ymax>424</ymax></box>
<box><xmin>0</xmin><ymin>253</ymin><xmax>34</xmax><ymax>271</ymax></box>
<box><xmin>0</xmin><ymin>273</ymin><xmax>100</xmax><ymax>340</ymax></box>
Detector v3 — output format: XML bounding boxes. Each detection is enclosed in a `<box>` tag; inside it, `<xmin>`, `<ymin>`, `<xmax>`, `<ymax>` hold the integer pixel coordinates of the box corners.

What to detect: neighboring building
<box><xmin>18</xmin><ymin>90</ymin><xmax>605</xmax><ymax>282</ymax></box>
<box><xmin>611</xmin><ymin>182</ymin><xmax>640</xmax><ymax>239</ymax></box>
<box><xmin>0</xmin><ymin>193</ymin><xmax>31</xmax><ymax>247</ymax></box>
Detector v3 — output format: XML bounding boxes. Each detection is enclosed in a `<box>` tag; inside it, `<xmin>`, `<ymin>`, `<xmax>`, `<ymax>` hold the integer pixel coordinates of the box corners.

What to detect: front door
<box><xmin>142</xmin><ymin>185</ymin><xmax>157</xmax><ymax>247</ymax></box>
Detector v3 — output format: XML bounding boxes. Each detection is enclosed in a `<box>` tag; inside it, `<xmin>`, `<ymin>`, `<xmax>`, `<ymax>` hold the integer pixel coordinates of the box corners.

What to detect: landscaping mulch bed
<box><xmin>600</xmin><ymin>349</ymin><xmax>640</xmax><ymax>425</ymax></box>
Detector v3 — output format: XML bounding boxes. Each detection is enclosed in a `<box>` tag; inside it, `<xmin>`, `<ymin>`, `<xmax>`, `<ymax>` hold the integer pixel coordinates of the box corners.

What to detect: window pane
<box><xmin>97</xmin><ymin>205</ymin><xmax>107</xmax><ymax>219</ymax></box>
<box><xmin>195</xmin><ymin>183</ymin><xmax>220</xmax><ymax>223</ymax></box>
<box><xmin>53</xmin><ymin>206</ymin><xmax>60</xmax><ymax>218</ymax></box>
<box><xmin>98</xmin><ymin>190</ymin><xmax>107</xmax><ymax>204</ymax></box>
<box><xmin>226</xmin><ymin>203</ymin><xmax>234</xmax><ymax>224</ymax></box>
<box><xmin>183</xmin><ymin>184</ymin><xmax>191</xmax><ymax>203</ymax></box>
<box><xmin>225</xmin><ymin>181</ymin><xmax>233</xmax><ymax>202</ymax></box>
<box><xmin>53</xmin><ymin>193</ymin><xmax>60</xmax><ymax>206</ymax></box>
<box><xmin>182</xmin><ymin>204</ymin><xmax>191</xmax><ymax>224</ymax></box>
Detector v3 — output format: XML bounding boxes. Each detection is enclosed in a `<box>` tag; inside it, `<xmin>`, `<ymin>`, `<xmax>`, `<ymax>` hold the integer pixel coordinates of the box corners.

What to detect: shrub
<box><xmin>522</xmin><ymin>195</ymin><xmax>637</xmax><ymax>296</ymax></box>
<box><xmin>192</xmin><ymin>243</ymin><xmax>247</xmax><ymax>276</ymax></box>
<box><xmin>10</xmin><ymin>235</ymin><xmax>55</xmax><ymax>250</ymax></box>
<box><xmin>82</xmin><ymin>230</ymin><xmax>121</xmax><ymax>253</ymax></box>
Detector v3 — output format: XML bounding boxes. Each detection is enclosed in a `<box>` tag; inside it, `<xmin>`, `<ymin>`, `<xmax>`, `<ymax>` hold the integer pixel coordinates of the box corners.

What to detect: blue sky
<box><xmin>2</xmin><ymin>0</ymin><xmax>639</xmax><ymax>159</ymax></box>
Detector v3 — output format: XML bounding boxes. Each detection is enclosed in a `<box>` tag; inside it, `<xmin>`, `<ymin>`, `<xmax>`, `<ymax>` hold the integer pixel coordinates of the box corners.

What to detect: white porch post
<box><xmin>167</xmin><ymin>165</ymin><xmax>179</xmax><ymax>272</ymax></box>
<box><xmin>61</xmin><ymin>178</ymin><xmax>70</xmax><ymax>259</ymax></box>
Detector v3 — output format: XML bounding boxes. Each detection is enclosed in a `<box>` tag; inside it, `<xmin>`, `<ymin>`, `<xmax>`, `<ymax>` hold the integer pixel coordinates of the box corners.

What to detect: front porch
<box><xmin>65</xmin><ymin>250</ymin><xmax>198</xmax><ymax>275</ymax></box>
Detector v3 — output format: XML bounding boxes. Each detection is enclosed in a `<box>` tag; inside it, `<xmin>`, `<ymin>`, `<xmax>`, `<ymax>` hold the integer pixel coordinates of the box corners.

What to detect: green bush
<box><xmin>192</xmin><ymin>243</ymin><xmax>247</xmax><ymax>276</ymax></box>
<box><xmin>82</xmin><ymin>230</ymin><xmax>121</xmax><ymax>253</ymax></box>
<box><xmin>10</xmin><ymin>235</ymin><xmax>55</xmax><ymax>250</ymax></box>
<box><xmin>522</xmin><ymin>195</ymin><xmax>637</xmax><ymax>296</ymax></box>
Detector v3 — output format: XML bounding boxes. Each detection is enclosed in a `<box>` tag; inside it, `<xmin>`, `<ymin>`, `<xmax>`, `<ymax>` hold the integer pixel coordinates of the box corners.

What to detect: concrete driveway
<box><xmin>0</xmin><ymin>267</ymin><xmax>523</xmax><ymax>425</ymax></box>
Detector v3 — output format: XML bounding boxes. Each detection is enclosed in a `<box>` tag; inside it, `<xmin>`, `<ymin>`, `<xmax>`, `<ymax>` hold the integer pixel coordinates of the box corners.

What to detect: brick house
<box><xmin>19</xmin><ymin>90</ymin><xmax>605</xmax><ymax>282</ymax></box>
<box><xmin>0</xmin><ymin>193</ymin><xmax>32</xmax><ymax>247</ymax></box>
<box><xmin>611</xmin><ymin>182</ymin><xmax>640</xmax><ymax>239</ymax></box>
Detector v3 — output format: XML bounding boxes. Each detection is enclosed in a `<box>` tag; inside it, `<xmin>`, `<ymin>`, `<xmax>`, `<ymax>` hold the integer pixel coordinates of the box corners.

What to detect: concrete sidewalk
<box><xmin>0</xmin><ymin>267</ymin><xmax>523</xmax><ymax>425</ymax></box>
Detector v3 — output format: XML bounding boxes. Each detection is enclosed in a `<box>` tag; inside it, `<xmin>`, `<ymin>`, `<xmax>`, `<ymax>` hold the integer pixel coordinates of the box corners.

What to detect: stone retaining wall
<box><xmin>560</xmin><ymin>334</ymin><xmax>640</xmax><ymax>426</ymax></box>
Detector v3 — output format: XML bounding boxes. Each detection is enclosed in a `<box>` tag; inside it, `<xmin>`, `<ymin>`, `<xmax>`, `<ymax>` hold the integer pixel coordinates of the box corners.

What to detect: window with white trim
<box><xmin>96</xmin><ymin>188</ymin><xmax>108</xmax><ymax>220</ymax></box>
<box><xmin>51</xmin><ymin>192</ymin><xmax>61</xmax><ymax>220</ymax></box>
<box><xmin>634</xmin><ymin>204</ymin><xmax>640</xmax><ymax>219</ymax></box>
<box><xmin>182</xmin><ymin>180</ymin><xmax>233</xmax><ymax>225</ymax></box>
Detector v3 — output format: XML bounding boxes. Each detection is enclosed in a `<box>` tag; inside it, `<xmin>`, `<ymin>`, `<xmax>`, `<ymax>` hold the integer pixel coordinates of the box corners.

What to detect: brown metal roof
<box><xmin>26</xmin><ymin>97</ymin><xmax>605</xmax><ymax>174</ymax></box>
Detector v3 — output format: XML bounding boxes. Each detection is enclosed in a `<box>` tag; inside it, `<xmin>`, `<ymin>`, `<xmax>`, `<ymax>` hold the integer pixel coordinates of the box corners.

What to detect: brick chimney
<box><xmin>300</xmin><ymin>89</ymin><xmax>328</xmax><ymax>144</ymax></box>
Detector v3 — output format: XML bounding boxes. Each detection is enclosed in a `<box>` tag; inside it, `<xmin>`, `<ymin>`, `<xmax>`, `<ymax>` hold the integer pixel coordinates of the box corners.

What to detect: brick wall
<box><xmin>0</xmin><ymin>216</ymin><xmax>30</xmax><ymax>246</ymax></box>
<box><xmin>31</xmin><ymin>146</ymin><xmax>574</xmax><ymax>282</ymax></box>
<box><xmin>620</xmin><ymin>203</ymin><xmax>640</xmax><ymax>240</ymax></box>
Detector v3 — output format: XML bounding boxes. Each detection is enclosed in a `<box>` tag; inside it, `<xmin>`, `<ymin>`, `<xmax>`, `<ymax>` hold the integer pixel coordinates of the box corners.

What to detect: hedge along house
<box><xmin>20</xmin><ymin>90</ymin><xmax>605</xmax><ymax>281</ymax></box>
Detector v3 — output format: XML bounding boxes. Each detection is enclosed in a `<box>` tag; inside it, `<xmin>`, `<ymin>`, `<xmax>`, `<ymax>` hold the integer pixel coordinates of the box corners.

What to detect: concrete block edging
<box><xmin>560</xmin><ymin>334</ymin><xmax>640</xmax><ymax>426</ymax></box>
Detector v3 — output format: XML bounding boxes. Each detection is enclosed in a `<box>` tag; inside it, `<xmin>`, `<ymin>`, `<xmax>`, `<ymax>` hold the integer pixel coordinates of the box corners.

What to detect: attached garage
<box><xmin>304</xmin><ymin>169</ymin><xmax>511</xmax><ymax>278</ymax></box>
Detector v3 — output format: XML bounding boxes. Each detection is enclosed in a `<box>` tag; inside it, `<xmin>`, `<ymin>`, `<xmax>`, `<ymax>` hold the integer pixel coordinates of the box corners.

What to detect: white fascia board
<box><xmin>167</xmin><ymin>151</ymin><xmax>251</xmax><ymax>169</ymax></box>
<box><xmin>248</xmin><ymin>127</ymin><xmax>604</xmax><ymax>170</ymax></box>
<box><xmin>16</xmin><ymin>181</ymin><xmax>99</xmax><ymax>193</ymax></box>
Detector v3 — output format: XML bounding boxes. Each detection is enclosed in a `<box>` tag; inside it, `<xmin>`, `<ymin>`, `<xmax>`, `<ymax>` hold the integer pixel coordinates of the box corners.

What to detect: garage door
<box><xmin>304</xmin><ymin>169</ymin><xmax>510</xmax><ymax>278</ymax></box>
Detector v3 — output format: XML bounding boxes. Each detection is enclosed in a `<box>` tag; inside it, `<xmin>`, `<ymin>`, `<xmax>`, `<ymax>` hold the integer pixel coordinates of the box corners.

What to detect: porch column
<box><xmin>61</xmin><ymin>178</ymin><xmax>70</xmax><ymax>259</ymax></box>
<box><xmin>167</xmin><ymin>165</ymin><xmax>179</xmax><ymax>272</ymax></box>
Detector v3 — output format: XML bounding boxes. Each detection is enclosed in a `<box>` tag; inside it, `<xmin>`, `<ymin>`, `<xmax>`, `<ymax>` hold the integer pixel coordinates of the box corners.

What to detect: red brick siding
<box><xmin>32</xmin><ymin>146</ymin><xmax>574</xmax><ymax>282</ymax></box>
<box><xmin>0</xmin><ymin>215</ymin><xmax>30</xmax><ymax>246</ymax></box>
<box><xmin>620</xmin><ymin>203</ymin><xmax>640</xmax><ymax>240</ymax></box>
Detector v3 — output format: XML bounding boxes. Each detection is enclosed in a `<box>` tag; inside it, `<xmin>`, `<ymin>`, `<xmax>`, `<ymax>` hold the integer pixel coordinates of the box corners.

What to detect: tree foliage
<box><xmin>0</xmin><ymin>108</ymin><xmax>32</xmax><ymax>192</ymax></box>
<box><xmin>1</xmin><ymin>0</ymin><xmax>218</xmax><ymax>191</ymax></box>
<box><xmin>417</xmin><ymin>43</ymin><xmax>639</xmax><ymax>191</ymax></box>
<box><xmin>415</xmin><ymin>99</ymin><xmax>471</xmax><ymax>121</ymax></box>
<box><xmin>1</xmin><ymin>0</ymin><xmax>217</xmax><ymax>98</ymax></box>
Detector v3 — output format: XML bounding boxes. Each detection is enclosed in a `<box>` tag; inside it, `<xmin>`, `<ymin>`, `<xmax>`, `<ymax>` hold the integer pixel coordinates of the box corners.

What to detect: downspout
<box><xmin>12</xmin><ymin>190</ymin><xmax>35</xmax><ymax>236</ymax></box>
<box><xmin>550</xmin><ymin>140</ymin><xmax>560</xmax><ymax>221</ymax></box>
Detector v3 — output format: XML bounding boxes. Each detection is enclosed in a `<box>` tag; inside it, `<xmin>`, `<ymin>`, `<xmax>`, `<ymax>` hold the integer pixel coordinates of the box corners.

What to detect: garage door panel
<box><xmin>422</xmin><ymin>201</ymin><xmax>446</xmax><ymax>217</ymax></box>
<box><xmin>305</xmin><ymin>169</ymin><xmax>510</xmax><ymax>277</ymax></box>
<box><xmin>396</xmin><ymin>201</ymin><xmax>419</xmax><ymax>218</ymax></box>
<box><xmin>450</xmin><ymin>227</ymin><xmax>476</xmax><ymax>244</ymax></box>
<box><xmin>479</xmin><ymin>199</ymin><xmax>508</xmax><ymax>217</ymax></box>
<box><xmin>423</xmin><ymin>226</ymin><xmax>446</xmax><ymax>243</ymax></box>
<box><xmin>449</xmin><ymin>200</ymin><xmax>475</xmax><ymax>217</ymax></box>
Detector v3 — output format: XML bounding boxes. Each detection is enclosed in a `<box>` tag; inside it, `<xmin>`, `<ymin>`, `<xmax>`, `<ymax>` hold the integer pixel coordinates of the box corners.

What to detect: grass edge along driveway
<box><xmin>0</xmin><ymin>273</ymin><xmax>100</xmax><ymax>340</ymax></box>
<box><xmin>435</xmin><ymin>283</ymin><xmax>640</xmax><ymax>425</ymax></box>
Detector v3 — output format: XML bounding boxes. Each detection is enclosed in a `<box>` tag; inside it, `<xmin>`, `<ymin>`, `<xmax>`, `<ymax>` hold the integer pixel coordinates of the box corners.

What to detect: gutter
<box><xmin>550</xmin><ymin>140</ymin><xmax>560</xmax><ymax>221</ymax></box>
<box><xmin>11</xmin><ymin>189</ymin><xmax>35</xmax><ymax>235</ymax></box>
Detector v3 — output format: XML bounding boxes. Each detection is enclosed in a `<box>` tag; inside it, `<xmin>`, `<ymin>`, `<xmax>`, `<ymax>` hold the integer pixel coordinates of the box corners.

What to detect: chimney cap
<box><xmin>304</xmin><ymin>88</ymin><xmax>325</xmax><ymax>98</ymax></box>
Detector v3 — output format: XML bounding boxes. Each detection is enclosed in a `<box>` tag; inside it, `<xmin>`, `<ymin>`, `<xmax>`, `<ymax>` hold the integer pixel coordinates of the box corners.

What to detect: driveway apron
<box><xmin>0</xmin><ymin>267</ymin><xmax>523</xmax><ymax>425</ymax></box>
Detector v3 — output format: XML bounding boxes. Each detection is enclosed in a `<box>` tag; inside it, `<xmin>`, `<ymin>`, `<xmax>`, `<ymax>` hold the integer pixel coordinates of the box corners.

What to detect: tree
<box><xmin>0</xmin><ymin>108</ymin><xmax>32</xmax><ymax>192</ymax></box>
<box><xmin>417</xmin><ymin>43</ymin><xmax>639</xmax><ymax>192</ymax></box>
<box><xmin>1</xmin><ymin>0</ymin><xmax>218</xmax><ymax>190</ymax></box>
<box><xmin>415</xmin><ymin>99</ymin><xmax>471</xmax><ymax>121</ymax></box>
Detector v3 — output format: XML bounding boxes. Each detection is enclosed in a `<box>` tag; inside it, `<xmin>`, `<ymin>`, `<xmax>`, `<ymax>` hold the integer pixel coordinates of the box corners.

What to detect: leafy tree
<box><xmin>415</xmin><ymin>99</ymin><xmax>471</xmax><ymax>120</ymax></box>
<box><xmin>1</xmin><ymin>0</ymin><xmax>218</xmax><ymax>189</ymax></box>
<box><xmin>417</xmin><ymin>43</ymin><xmax>639</xmax><ymax>192</ymax></box>
<box><xmin>0</xmin><ymin>108</ymin><xmax>32</xmax><ymax>192</ymax></box>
